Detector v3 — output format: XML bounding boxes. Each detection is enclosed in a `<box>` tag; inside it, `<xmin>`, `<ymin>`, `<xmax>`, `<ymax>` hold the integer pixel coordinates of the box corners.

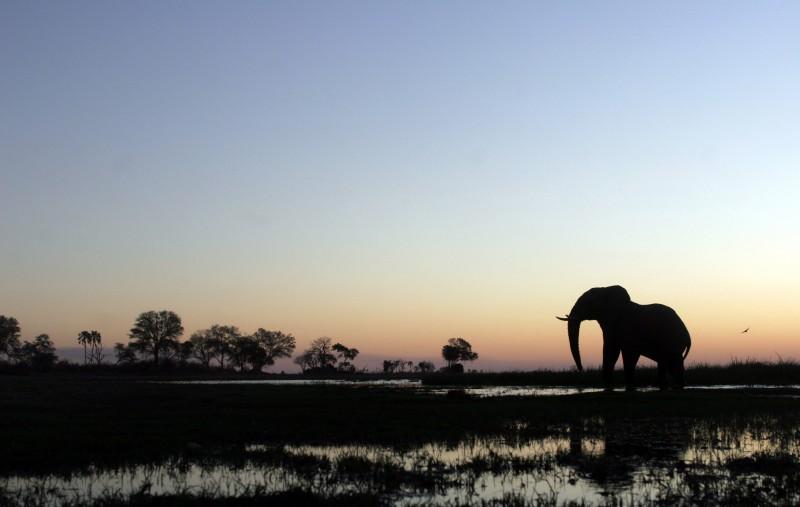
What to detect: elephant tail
<box><xmin>682</xmin><ymin>337</ymin><xmax>691</xmax><ymax>360</ymax></box>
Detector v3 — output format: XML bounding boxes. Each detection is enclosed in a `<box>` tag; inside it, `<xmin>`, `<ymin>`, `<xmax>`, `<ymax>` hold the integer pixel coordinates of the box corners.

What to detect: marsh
<box><xmin>3</xmin><ymin>377</ymin><xmax>800</xmax><ymax>505</ymax></box>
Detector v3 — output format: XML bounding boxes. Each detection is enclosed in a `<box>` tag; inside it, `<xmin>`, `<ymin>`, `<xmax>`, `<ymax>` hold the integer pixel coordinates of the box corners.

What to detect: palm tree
<box><xmin>77</xmin><ymin>330</ymin><xmax>101</xmax><ymax>364</ymax></box>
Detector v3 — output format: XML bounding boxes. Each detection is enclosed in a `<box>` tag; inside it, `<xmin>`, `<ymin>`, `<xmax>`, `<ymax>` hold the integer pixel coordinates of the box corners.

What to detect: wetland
<box><xmin>3</xmin><ymin>374</ymin><xmax>800</xmax><ymax>505</ymax></box>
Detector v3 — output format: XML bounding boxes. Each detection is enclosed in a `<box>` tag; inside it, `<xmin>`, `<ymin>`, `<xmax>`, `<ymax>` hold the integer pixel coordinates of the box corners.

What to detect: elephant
<box><xmin>556</xmin><ymin>286</ymin><xmax>691</xmax><ymax>391</ymax></box>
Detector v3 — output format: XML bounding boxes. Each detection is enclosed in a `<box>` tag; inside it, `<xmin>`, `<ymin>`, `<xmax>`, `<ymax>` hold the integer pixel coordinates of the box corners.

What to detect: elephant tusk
<box><xmin>555</xmin><ymin>315</ymin><xmax>570</xmax><ymax>321</ymax></box>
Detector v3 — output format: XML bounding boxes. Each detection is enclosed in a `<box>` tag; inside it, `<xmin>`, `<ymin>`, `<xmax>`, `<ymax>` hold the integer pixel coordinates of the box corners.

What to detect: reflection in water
<box><xmin>4</xmin><ymin>417</ymin><xmax>799</xmax><ymax>506</ymax></box>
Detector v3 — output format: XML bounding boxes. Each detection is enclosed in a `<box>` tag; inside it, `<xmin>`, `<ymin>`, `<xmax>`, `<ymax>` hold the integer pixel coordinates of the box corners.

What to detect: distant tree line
<box><xmin>383</xmin><ymin>360</ymin><xmax>436</xmax><ymax>373</ymax></box>
<box><xmin>113</xmin><ymin>311</ymin><xmax>297</xmax><ymax>372</ymax></box>
<box><xmin>0</xmin><ymin>316</ymin><xmax>57</xmax><ymax>370</ymax></box>
<box><xmin>293</xmin><ymin>337</ymin><xmax>360</xmax><ymax>373</ymax></box>
<box><xmin>1</xmin><ymin>311</ymin><xmax>479</xmax><ymax>374</ymax></box>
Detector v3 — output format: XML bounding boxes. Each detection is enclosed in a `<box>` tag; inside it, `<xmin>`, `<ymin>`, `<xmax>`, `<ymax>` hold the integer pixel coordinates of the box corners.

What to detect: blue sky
<box><xmin>1</xmin><ymin>1</ymin><xmax>798</xmax><ymax>367</ymax></box>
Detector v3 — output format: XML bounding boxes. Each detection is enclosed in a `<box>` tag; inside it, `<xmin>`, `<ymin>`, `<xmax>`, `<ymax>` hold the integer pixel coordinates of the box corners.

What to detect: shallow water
<box><xmin>4</xmin><ymin>417</ymin><xmax>798</xmax><ymax>506</ymax></box>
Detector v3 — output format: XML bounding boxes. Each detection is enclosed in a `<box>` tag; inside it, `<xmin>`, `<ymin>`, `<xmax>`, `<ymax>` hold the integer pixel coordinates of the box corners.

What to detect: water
<box><xmin>4</xmin><ymin>417</ymin><xmax>798</xmax><ymax>506</ymax></box>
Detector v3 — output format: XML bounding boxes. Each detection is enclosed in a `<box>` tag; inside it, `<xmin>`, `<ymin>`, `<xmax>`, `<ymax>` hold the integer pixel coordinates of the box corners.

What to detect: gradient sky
<box><xmin>1</xmin><ymin>1</ymin><xmax>799</xmax><ymax>370</ymax></box>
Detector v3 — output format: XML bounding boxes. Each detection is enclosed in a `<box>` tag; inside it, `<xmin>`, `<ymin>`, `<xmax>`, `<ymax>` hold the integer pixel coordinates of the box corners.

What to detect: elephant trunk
<box><xmin>568</xmin><ymin>318</ymin><xmax>583</xmax><ymax>371</ymax></box>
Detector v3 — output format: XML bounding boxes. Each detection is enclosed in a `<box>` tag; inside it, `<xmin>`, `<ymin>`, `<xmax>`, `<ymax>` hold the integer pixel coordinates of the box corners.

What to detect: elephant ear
<box><xmin>603</xmin><ymin>285</ymin><xmax>631</xmax><ymax>315</ymax></box>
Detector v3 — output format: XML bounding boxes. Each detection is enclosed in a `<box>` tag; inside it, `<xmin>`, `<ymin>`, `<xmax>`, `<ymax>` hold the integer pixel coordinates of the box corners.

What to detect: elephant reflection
<box><xmin>562</xmin><ymin>418</ymin><xmax>692</xmax><ymax>485</ymax></box>
<box><xmin>557</xmin><ymin>286</ymin><xmax>691</xmax><ymax>391</ymax></box>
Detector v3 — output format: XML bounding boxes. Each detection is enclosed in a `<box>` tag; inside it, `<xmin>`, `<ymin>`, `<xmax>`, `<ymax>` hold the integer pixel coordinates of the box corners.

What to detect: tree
<box><xmin>295</xmin><ymin>337</ymin><xmax>337</xmax><ymax>373</ymax></box>
<box><xmin>0</xmin><ymin>315</ymin><xmax>21</xmax><ymax>362</ymax></box>
<box><xmin>77</xmin><ymin>330</ymin><xmax>103</xmax><ymax>365</ymax></box>
<box><xmin>188</xmin><ymin>330</ymin><xmax>217</xmax><ymax>368</ymax></box>
<box><xmin>251</xmin><ymin>329</ymin><xmax>296</xmax><ymax>372</ymax></box>
<box><xmin>332</xmin><ymin>342</ymin><xmax>359</xmax><ymax>373</ymax></box>
<box><xmin>19</xmin><ymin>334</ymin><xmax>57</xmax><ymax>370</ymax></box>
<box><xmin>178</xmin><ymin>340</ymin><xmax>194</xmax><ymax>366</ymax></box>
<box><xmin>114</xmin><ymin>343</ymin><xmax>137</xmax><ymax>365</ymax></box>
<box><xmin>293</xmin><ymin>350</ymin><xmax>314</xmax><ymax>373</ymax></box>
<box><xmin>441</xmin><ymin>337</ymin><xmax>478</xmax><ymax>371</ymax></box>
<box><xmin>229</xmin><ymin>334</ymin><xmax>260</xmax><ymax>371</ymax></box>
<box><xmin>382</xmin><ymin>359</ymin><xmax>413</xmax><ymax>373</ymax></box>
<box><xmin>307</xmin><ymin>337</ymin><xmax>337</xmax><ymax>370</ymax></box>
<box><xmin>77</xmin><ymin>331</ymin><xmax>91</xmax><ymax>364</ymax></box>
<box><xmin>206</xmin><ymin>324</ymin><xmax>240</xmax><ymax>369</ymax></box>
<box><xmin>128</xmin><ymin>310</ymin><xmax>184</xmax><ymax>365</ymax></box>
<box><xmin>415</xmin><ymin>361</ymin><xmax>435</xmax><ymax>373</ymax></box>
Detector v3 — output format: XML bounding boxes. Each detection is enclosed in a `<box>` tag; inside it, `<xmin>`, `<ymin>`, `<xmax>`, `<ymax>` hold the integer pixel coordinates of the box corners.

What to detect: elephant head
<box><xmin>556</xmin><ymin>286</ymin><xmax>631</xmax><ymax>371</ymax></box>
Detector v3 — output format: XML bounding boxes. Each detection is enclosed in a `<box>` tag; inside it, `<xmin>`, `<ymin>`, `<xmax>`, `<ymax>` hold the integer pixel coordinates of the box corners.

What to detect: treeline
<box><xmin>0</xmin><ymin>315</ymin><xmax>56</xmax><ymax>370</ymax></box>
<box><xmin>0</xmin><ymin>311</ymin><xmax>480</xmax><ymax>374</ymax></box>
<box><xmin>112</xmin><ymin>311</ymin><xmax>298</xmax><ymax>372</ymax></box>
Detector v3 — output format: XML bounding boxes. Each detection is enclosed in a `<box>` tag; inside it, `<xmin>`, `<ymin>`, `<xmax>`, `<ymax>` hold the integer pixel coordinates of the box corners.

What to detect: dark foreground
<box><xmin>2</xmin><ymin>376</ymin><xmax>800</xmax><ymax>506</ymax></box>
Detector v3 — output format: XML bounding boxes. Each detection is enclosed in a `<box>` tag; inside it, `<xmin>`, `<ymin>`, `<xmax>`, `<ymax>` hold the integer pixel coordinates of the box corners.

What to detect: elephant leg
<box><xmin>669</xmin><ymin>358</ymin><xmax>685</xmax><ymax>389</ymax></box>
<box><xmin>621</xmin><ymin>351</ymin><xmax>639</xmax><ymax>391</ymax></box>
<box><xmin>602</xmin><ymin>343</ymin><xmax>620</xmax><ymax>391</ymax></box>
<box><xmin>657</xmin><ymin>362</ymin><xmax>668</xmax><ymax>390</ymax></box>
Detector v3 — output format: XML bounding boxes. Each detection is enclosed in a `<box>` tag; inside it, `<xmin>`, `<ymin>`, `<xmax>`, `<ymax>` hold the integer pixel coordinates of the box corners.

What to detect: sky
<box><xmin>1</xmin><ymin>1</ymin><xmax>799</xmax><ymax>371</ymax></box>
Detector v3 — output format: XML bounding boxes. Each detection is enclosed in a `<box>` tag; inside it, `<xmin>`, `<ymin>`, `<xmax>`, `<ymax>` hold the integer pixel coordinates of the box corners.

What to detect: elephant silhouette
<box><xmin>557</xmin><ymin>286</ymin><xmax>691</xmax><ymax>391</ymax></box>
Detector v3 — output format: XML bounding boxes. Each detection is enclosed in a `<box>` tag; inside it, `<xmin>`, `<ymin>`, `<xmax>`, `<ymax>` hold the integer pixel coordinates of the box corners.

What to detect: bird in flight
<box><xmin>741</xmin><ymin>327</ymin><xmax>749</xmax><ymax>333</ymax></box>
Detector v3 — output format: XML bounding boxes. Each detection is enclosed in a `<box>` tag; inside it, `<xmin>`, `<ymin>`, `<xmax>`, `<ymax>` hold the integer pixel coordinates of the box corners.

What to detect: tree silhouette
<box><xmin>251</xmin><ymin>329</ymin><xmax>296</xmax><ymax>372</ymax></box>
<box><xmin>178</xmin><ymin>340</ymin><xmax>194</xmax><ymax>366</ymax></box>
<box><xmin>0</xmin><ymin>315</ymin><xmax>21</xmax><ymax>362</ymax></box>
<box><xmin>114</xmin><ymin>343</ymin><xmax>137</xmax><ymax>365</ymax></box>
<box><xmin>77</xmin><ymin>331</ymin><xmax>90</xmax><ymax>364</ymax></box>
<box><xmin>332</xmin><ymin>342</ymin><xmax>359</xmax><ymax>372</ymax></box>
<box><xmin>207</xmin><ymin>324</ymin><xmax>240</xmax><ymax>369</ymax></box>
<box><xmin>308</xmin><ymin>337</ymin><xmax>337</xmax><ymax>370</ymax></box>
<box><xmin>293</xmin><ymin>350</ymin><xmax>314</xmax><ymax>372</ymax></box>
<box><xmin>128</xmin><ymin>310</ymin><xmax>184</xmax><ymax>365</ymax></box>
<box><xmin>188</xmin><ymin>330</ymin><xmax>218</xmax><ymax>368</ymax></box>
<box><xmin>415</xmin><ymin>361</ymin><xmax>435</xmax><ymax>373</ymax></box>
<box><xmin>229</xmin><ymin>334</ymin><xmax>259</xmax><ymax>371</ymax></box>
<box><xmin>295</xmin><ymin>337</ymin><xmax>337</xmax><ymax>372</ymax></box>
<box><xmin>441</xmin><ymin>337</ymin><xmax>478</xmax><ymax>371</ymax></box>
<box><xmin>20</xmin><ymin>334</ymin><xmax>57</xmax><ymax>370</ymax></box>
<box><xmin>77</xmin><ymin>330</ymin><xmax>103</xmax><ymax>365</ymax></box>
<box><xmin>383</xmin><ymin>359</ymin><xmax>413</xmax><ymax>373</ymax></box>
